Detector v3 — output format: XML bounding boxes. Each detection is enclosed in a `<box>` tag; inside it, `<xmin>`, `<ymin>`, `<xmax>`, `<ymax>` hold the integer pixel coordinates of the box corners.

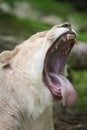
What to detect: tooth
<box><xmin>67</xmin><ymin>34</ymin><xmax>70</xmax><ymax>40</ymax></box>
<box><xmin>51</xmin><ymin>48</ymin><xmax>54</xmax><ymax>52</ymax></box>
<box><xmin>67</xmin><ymin>46</ymin><xmax>70</xmax><ymax>51</ymax></box>
<box><xmin>70</xmin><ymin>36</ymin><xmax>72</xmax><ymax>40</ymax></box>
<box><xmin>62</xmin><ymin>37</ymin><xmax>66</xmax><ymax>42</ymax></box>
<box><xmin>55</xmin><ymin>44</ymin><xmax>58</xmax><ymax>49</ymax></box>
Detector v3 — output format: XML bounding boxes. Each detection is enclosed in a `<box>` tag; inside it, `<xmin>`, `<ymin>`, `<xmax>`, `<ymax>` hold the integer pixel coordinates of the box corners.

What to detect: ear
<box><xmin>0</xmin><ymin>47</ymin><xmax>19</xmax><ymax>67</ymax></box>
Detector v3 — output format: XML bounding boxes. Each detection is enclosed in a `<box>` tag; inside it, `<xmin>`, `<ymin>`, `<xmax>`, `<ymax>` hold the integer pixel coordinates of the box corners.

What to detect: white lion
<box><xmin>0</xmin><ymin>23</ymin><xmax>77</xmax><ymax>130</ymax></box>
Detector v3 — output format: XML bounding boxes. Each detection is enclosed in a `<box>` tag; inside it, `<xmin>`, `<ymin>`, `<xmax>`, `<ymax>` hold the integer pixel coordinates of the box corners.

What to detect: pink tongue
<box><xmin>58</xmin><ymin>75</ymin><xmax>77</xmax><ymax>106</ymax></box>
<box><xmin>49</xmin><ymin>73</ymin><xmax>77</xmax><ymax>106</ymax></box>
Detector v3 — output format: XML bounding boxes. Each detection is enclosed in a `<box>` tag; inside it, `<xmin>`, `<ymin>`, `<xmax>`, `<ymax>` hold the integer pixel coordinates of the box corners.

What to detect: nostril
<box><xmin>58</xmin><ymin>22</ymin><xmax>72</xmax><ymax>30</ymax></box>
<box><xmin>61</xmin><ymin>22</ymin><xmax>71</xmax><ymax>28</ymax></box>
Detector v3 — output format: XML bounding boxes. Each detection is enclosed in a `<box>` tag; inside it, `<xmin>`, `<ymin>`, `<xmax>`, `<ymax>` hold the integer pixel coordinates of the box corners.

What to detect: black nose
<box><xmin>61</xmin><ymin>22</ymin><xmax>71</xmax><ymax>29</ymax></box>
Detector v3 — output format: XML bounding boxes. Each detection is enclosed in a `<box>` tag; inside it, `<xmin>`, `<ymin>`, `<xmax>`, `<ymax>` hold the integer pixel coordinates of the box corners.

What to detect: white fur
<box><xmin>0</xmin><ymin>24</ymin><xmax>73</xmax><ymax>130</ymax></box>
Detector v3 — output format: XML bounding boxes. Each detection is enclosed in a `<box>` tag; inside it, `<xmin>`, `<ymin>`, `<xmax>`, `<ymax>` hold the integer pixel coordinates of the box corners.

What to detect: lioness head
<box><xmin>0</xmin><ymin>22</ymin><xmax>77</xmax><ymax>106</ymax></box>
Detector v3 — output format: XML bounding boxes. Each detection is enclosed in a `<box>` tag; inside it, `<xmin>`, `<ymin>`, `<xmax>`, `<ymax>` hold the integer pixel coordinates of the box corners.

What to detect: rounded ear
<box><xmin>0</xmin><ymin>47</ymin><xmax>19</xmax><ymax>67</ymax></box>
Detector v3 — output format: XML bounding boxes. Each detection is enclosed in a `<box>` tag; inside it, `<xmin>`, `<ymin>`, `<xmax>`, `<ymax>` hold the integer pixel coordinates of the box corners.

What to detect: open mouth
<box><xmin>43</xmin><ymin>31</ymin><xmax>77</xmax><ymax>106</ymax></box>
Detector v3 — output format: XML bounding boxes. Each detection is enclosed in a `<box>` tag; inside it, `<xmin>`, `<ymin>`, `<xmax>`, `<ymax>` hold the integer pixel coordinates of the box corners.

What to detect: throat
<box><xmin>46</xmin><ymin>54</ymin><xmax>67</xmax><ymax>76</ymax></box>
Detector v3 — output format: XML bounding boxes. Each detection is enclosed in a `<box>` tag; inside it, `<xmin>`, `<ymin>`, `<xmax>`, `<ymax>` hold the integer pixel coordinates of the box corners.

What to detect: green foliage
<box><xmin>73</xmin><ymin>70</ymin><xmax>87</xmax><ymax>112</ymax></box>
<box><xmin>3</xmin><ymin>0</ymin><xmax>74</xmax><ymax>17</ymax></box>
<box><xmin>0</xmin><ymin>12</ymin><xmax>50</xmax><ymax>38</ymax></box>
<box><xmin>78</xmin><ymin>33</ymin><xmax>87</xmax><ymax>42</ymax></box>
<box><xmin>28</xmin><ymin>0</ymin><xmax>73</xmax><ymax>17</ymax></box>
<box><xmin>72</xmin><ymin>12</ymin><xmax>87</xmax><ymax>24</ymax></box>
<box><xmin>3</xmin><ymin>0</ymin><xmax>17</xmax><ymax>6</ymax></box>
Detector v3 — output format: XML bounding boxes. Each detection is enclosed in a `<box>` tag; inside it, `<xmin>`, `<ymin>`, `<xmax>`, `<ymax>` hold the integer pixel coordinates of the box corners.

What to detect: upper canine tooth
<box><xmin>62</xmin><ymin>37</ymin><xmax>66</xmax><ymax>42</ymax></box>
<box><xmin>67</xmin><ymin>35</ymin><xmax>70</xmax><ymax>40</ymax></box>
<box><xmin>55</xmin><ymin>44</ymin><xmax>58</xmax><ymax>49</ymax></box>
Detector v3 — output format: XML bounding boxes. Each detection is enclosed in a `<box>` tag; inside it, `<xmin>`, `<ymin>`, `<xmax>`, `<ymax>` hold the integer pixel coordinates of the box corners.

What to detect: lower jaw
<box><xmin>43</xmin><ymin>66</ymin><xmax>77</xmax><ymax>106</ymax></box>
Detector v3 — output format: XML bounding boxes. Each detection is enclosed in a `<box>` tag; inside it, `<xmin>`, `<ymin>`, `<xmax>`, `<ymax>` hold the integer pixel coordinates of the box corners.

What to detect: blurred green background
<box><xmin>0</xmin><ymin>0</ymin><xmax>87</xmax><ymax>129</ymax></box>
